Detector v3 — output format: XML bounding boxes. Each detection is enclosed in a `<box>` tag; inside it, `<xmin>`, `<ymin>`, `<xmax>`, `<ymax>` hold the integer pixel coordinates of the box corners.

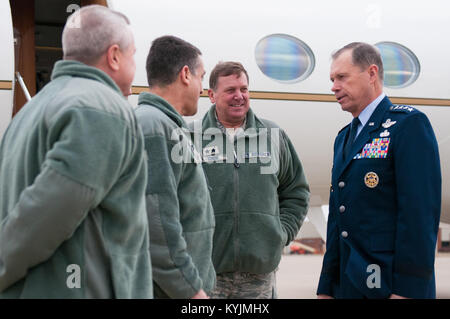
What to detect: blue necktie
<box><xmin>344</xmin><ymin>117</ymin><xmax>360</xmax><ymax>160</ymax></box>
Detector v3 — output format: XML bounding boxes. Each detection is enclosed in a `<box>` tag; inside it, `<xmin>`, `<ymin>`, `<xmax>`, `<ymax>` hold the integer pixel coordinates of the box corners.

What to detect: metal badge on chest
<box><xmin>364</xmin><ymin>171</ymin><xmax>379</xmax><ymax>188</ymax></box>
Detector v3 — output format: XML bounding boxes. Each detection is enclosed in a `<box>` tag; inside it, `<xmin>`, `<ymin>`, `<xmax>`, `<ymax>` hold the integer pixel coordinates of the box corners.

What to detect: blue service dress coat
<box><xmin>317</xmin><ymin>96</ymin><xmax>441</xmax><ymax>299</ymax></box>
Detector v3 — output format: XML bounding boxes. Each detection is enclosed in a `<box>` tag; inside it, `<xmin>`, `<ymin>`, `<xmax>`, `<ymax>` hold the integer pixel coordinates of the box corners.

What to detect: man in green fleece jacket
<box><xmin>189</xmin><ymin>62</ymin><xmax>310</xmax><ymax>298</ymax></box>
<box><xmin>135</xmin><ymin>36</ymin><xmax>215</xmax><ymax>299</ymax></box>
<box><xmin>0</xmin><ymin>5</ymin><xmax>152</xmax><ymax>298</ymax></box>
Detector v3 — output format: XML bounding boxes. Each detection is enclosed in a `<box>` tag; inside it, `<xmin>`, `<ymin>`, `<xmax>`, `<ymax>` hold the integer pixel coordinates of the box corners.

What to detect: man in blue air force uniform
<box><xmin>317</xmin><ymin>42</ymin><xmax>441</xmax><ymax>299</ymax></box>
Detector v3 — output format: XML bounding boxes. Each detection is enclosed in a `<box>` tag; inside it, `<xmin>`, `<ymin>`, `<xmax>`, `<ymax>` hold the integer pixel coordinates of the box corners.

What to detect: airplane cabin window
<box><xmin>255</xmin><ymin>34</ymin><xmax>315</xmax><ymax>83</ymax></box>
<box><xmin>375</xmin><ymin>41</ymin><xmax>420</xmax><ymax>88</ymax></box>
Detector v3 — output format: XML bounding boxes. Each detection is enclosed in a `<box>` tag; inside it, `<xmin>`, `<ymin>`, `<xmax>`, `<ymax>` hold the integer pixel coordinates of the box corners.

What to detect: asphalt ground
<box><xmin>276</xmin><ymin>253</ymin><xmax>450</xmax><ymax>299</ymax></box>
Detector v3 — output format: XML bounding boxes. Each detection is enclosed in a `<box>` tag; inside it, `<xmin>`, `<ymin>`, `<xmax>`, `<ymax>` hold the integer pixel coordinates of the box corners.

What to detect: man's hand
<box><xmin>191</xmin><ymin>289</ymin><xmax>209</xmax><ymax>299</ymax></box>
<box><xmin>317</xmin><ymin>294</ymin><xmax>334</xmax><ymax>299</ymax></box>
<box><xmin>389</xmin><ymin>294</ymin><xmax>409</xmax><ymax>299</ymax></box>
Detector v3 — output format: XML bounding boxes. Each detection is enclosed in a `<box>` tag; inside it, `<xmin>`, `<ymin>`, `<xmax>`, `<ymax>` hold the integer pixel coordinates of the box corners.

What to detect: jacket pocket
<box><xmin>238</xmin><ymin>213</ymin><xmax>284</xmax><ymax>273</ymax></box>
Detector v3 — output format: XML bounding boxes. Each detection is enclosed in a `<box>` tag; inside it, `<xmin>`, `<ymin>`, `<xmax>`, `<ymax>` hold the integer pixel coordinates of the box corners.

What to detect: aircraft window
<box><xmin>255</xmin><ymin>34</ymin><xmax>315</xmax><ymax>83</ymax></box>
<box><xmin>375</xmin><ymin>42</ymin><xmax>420</xmax><ymax>88</ymax></box>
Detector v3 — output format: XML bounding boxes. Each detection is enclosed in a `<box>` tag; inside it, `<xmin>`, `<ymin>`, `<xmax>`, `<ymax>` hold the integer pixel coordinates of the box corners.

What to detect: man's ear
<box><xmin>368</xmin><ymin>64</ymin><xmax>379</xmax><ymax>83</ymax></box>
<box><xmin>179</xmin><ymin>65</ymin><xmax>190</xmax><ymax>86</ymax></box>
<box><xmin>106</xmin><ymin>44</ymin><xmax>121</xmax><ymax>71</ymax></box>
<box><xmin>208</xmin><ymin>89</ymin><xmax>215</xmax><ymax>103</ymax></box>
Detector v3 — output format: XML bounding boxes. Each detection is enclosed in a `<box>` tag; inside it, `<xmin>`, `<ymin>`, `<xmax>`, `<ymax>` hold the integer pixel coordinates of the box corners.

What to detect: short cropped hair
<box><xmin>62</xmin><ymin>5</ymin><xmax>133</xmax><ymax>65</ymax></box>
<box><xmin>332</xmin><ymin>42</ymin><xmax>384</xmax><ymax>81</ymax></box>
<box><xmin>146</xmin><ymin>35</ymin><xmax>202</xmax><ymax>87</ymax></box>
<box><xmin>209</xmin><ymin>61</ymin><xmax>249</xmax><ymax>91</ymax></box>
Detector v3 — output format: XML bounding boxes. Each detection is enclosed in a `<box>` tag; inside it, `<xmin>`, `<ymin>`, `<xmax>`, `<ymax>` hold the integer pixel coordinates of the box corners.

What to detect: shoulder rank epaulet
<box><xmin>389</xmin><ymin>104</ymin><xmax>416</xmax><ymax>113</ymax></box>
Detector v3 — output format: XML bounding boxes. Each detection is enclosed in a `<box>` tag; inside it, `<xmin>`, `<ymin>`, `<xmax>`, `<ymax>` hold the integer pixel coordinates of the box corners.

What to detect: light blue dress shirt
<box><xmin>354</xmin><ymin>92</ymin><xmax>386</xmax><ymax>139</ymax></box>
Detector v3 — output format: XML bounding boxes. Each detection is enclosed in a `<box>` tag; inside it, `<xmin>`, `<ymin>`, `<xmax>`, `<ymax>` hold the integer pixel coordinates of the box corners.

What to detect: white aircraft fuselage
<box><xmin>1</xmin><ymin>0</ymin><xmax>449</xmax><ymax>229</ymax></box>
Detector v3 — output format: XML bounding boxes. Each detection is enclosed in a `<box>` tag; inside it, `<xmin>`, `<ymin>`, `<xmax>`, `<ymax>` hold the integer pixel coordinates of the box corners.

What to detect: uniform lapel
<box><xmin>335</xmin><ymin>96</ymin><xmax>392</xmax><ymax>178</ymax></box>
<box><xmin>332</xmin><ymin>126</ymin><xmax>349</xmax><ymax>180</ymax></box>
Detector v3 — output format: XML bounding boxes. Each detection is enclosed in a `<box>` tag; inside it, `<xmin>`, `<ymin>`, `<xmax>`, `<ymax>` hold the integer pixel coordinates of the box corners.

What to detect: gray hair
<box><xmin>332</xmin><ymin>42</ymin><xmax>384</xmax><ymax>81</ymax></box>
<box><xmin>62</xmin><ymin>5</ymin><xmax>133</xmax><ymax>65</ymax></box>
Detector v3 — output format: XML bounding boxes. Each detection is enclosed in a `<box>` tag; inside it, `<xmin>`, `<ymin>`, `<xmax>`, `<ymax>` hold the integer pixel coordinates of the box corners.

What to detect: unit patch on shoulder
<box><xmin>390</xmin><ymin>105</ymin><xmax>415</xmax><ymax>113</ymax></box>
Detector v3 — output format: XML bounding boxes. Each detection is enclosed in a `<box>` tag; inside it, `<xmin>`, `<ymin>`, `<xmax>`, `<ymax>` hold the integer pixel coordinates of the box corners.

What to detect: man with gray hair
<box><xmin>317</xmin><ymin>42</ymin><xmax>441</xmax><ymax>299</ymax></box>
<box><xmin>0</xmin><ymin>5</ymin><xmax>152</xmax><ymax>298</ymax></box>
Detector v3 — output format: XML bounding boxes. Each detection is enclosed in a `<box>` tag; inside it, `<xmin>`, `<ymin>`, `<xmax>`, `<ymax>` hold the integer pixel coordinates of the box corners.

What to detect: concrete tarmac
<box><xmin>276</xmin><ymin>253</ymin><xmax>450</xmax><ymax>299</ymax></box>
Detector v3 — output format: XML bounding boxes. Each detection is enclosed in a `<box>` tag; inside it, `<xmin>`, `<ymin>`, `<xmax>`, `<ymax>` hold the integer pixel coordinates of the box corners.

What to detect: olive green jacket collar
<box><xmin>51</xmin><ymin>60</ymin><xmax>122</xmax><ymax>95</ymax></box>
<box><xmin>138</xmin><ymin>92</ymin><xmax>186</xmax><ymax>128</ymax></box>
<box><xmin>202</xmin><ymin>105</ymin><xmax>266</xmax><ymax>138</ymax></box>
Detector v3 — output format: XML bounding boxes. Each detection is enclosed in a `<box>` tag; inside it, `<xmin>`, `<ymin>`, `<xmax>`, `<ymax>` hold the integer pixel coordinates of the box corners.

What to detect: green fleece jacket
<box><xmin>0</xmin><ymin>60</ymin><xmax>152</xmax><ymax>298</ymax></box>
<box><xmin>189</xmin><ymin>105</ymin><xmax>310</xmax><ymax>274</ymax></box>
<box><xmin>135</xmin><ymin>92</ymin><xmax>215</xmax><ymax>298</ymax></box>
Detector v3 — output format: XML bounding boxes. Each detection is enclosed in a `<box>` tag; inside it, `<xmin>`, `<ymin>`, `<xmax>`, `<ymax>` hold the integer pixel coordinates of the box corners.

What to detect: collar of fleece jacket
<box><xmin>137</xmin><ymin>92</ymin><xmax>187</xmax><ymax>129</ymax></box>
<box><xmin>51</xmin><ymin>60</ymin><xmax>122</xmax><ymax>95</ymax></box>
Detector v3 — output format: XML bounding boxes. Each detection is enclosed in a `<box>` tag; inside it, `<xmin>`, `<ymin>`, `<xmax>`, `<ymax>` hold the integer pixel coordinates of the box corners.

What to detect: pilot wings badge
<box><xmin>382</xmin><ymin>118</ymin><xmax>397</xmax><ymax>128</ymax></box>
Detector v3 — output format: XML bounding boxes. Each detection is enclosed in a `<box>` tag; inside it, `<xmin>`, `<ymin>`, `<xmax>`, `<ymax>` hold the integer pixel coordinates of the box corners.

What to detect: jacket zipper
<box><xmin>233</xmin><ymin>139</ymin><xmax>240</xmax><ymax>270</ymax></box>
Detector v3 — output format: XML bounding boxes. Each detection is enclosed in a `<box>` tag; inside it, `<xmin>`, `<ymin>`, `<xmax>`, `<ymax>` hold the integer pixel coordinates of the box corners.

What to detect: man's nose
<box><xmin>331</xmin><ymin>81</ymin><xmax>339</xmax><ymax>93</ymax></box>
<box><xmin>234</xmin><ymin>91</ymin><xmax>243</xmax><ymax>100</ymax></box>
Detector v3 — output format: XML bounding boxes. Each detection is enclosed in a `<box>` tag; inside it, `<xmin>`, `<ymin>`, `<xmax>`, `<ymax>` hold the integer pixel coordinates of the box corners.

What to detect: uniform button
<box><xmin>338</xmin><ymin>181</ymin><xmax>345</xmax><ymax>188</ymax></box>
<box><xmin>341</xmin><ymin>231</ymin><xmax>348</xmax><ymax>238</ymax></box>
<box><xmin>339</xmin><ymin>205</ymin><xmax>346</xmax><ymax>213</ymax></box>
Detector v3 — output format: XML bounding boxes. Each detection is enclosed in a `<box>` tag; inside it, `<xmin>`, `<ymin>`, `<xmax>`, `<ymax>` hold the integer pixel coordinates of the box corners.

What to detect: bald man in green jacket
<box><xmin>0</xmin><ymin>6</ymin><xmax>152</xmax><ymax>298</ymax></box>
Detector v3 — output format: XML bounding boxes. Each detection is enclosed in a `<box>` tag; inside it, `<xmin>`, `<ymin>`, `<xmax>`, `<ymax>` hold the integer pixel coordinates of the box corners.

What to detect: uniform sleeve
<box><xmin>0</xmin><ymin>107</ymin><xmax>133</xmax><ymax>292</ymax></box>
<box><xmin>317</xmin><ymin>140</ymin><xmax>340</xmax><ymax>297</ymax></box>
<box><xmin>144</xmin><ymin>135</ymin><xmax>202</xmax><ymax>298</ymax></box>
<box><xmin>392</xmin><ymin>112</ymin><xmax>441</xmax><ymax>298</ymax></box>
<box><xmin>277</xmin><ymin>130</ymin><xmax>310</xmax><ymax>244</ymax></box>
